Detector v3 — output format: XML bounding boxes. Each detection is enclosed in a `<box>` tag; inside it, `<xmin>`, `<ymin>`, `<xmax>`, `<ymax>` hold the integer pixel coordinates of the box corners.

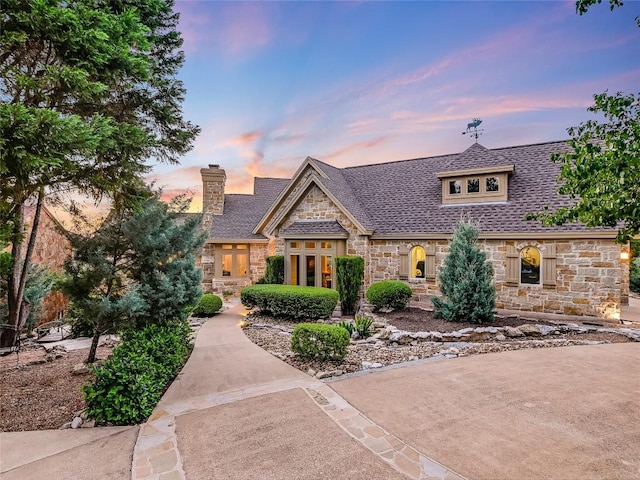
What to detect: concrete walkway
<box><xmin>2</xmin><ymin>304</ymin><xmax>639</xmax><ymax>480</ymax></box>
<box><xmin>132</xmin><ymin>304</ymin><xmax>460</xmax><ymax>480</ymax></box>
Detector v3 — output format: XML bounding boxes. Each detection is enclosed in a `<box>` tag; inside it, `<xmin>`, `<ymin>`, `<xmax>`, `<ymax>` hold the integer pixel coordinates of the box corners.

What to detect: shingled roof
<box><xmin>340</xmin><ymin>140</ymin><xmax>593</xmax><ymax>235</ymax></box>
<box><xmin>210</xmin><ymin>140</ymin><xmax>615</xmax><ymax>240</ymax></box>
<box><xmin>281</xmin><ymin>220</ymin><xmax>349</xmax><ymax>236</ymax></box>
<box><xmin>208</xmin><ymin>177</ymin><xmax>288</xmax><ymax>240</ymax></box>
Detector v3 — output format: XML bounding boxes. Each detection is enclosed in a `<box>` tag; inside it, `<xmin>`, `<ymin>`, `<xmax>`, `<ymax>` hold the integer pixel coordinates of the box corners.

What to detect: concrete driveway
<box><xmin>331</xmin><ymin>343</ymin><xmax>640</xmax><ymax>480</ymax></box>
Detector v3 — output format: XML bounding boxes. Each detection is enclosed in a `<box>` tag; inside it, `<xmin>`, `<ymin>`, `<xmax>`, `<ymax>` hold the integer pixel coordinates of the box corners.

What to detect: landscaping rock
<box><xmin>504</xmin><ymin>326</ymin><xmax>524</xmax><ymax>337</ymax></box>
<box><xmin>71</xmin><ymin>417</ymin><xmax>83</xmax><ymax>429</ymax></box>
<box><xmin>72</xmin><ymin>363</ymin><xmax>90</xmax><ymax>375</ymax></box>
<box><xmin>362</xmin><ymin>361</ymin><xmax>383</xmax><ymax>370</ymax></box>
<box><xmin>60</xmin><ymin>422</ymin><xmax>72</xmax><ymax>430</ymax></box>
<box><xmin>307</xmin><ymin>368</ymin><xmax>316</xmax><ymax>377</ymax></box>
<box><xmin>519</xmin><ymin>324</ymin><xmax>542</xmax><ymax>336</ymax></box>
<box><xmin>81</xmin><ymin>419</ymin><xmax>95</xmax><ymax>428</ymax></box>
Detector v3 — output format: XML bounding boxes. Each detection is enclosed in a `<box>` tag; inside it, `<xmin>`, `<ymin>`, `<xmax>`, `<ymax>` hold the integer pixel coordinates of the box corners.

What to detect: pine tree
<box><xmin>432</xmin><ymin>222</ymin><xmax>495</xmax><ymax>323</ymax></box>
<box><xmin>62</xmin><ymin>194</ymin><xmax>204</xmax><ymax>363</ymax></box>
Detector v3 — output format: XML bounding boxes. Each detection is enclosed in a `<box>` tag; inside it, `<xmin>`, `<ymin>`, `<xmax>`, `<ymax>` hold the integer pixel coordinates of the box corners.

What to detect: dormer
<box><xmin>436</xmin><ymin>164</ymin><xmax>514</xmax><ymax>205</ymax></box>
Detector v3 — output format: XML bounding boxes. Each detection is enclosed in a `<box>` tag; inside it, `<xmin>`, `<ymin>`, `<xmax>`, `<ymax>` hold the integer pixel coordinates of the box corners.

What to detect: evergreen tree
<box><xmin>62</xmin><ymin>194</ymin><xmax>204</xmax><ymax>363</ymax></box>
<box><xmin>432</xmin><ymin>222</ymin><xmax>495</xmax><ymax>324</ymax></box>
<box><xmin>0</xmin><ymin>0</ymin><xmax>199</xmax><ymax>347</ymax></box>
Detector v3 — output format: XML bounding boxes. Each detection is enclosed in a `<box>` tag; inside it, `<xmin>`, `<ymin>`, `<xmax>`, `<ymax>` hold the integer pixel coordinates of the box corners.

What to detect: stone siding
<box><xmin>199</xmin><ymin>242</ymin><xmax>273</xmax><ymax>295</ymax></box>
<box><xmin>26</xmin><ymin>208</ymin><xmax>70</xmax><ymax>324</ymax></box>
<box><xmin>368</xmin><ymin>238</ymin><xmax>626</xmax><ymax>320</ymax></box>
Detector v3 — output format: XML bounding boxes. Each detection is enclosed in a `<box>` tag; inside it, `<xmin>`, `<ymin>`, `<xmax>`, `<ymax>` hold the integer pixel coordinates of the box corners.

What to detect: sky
<box><xmin>147</xmin><ymin>0</ymin><xmax>639</xmax><ymax>210</ymax></box>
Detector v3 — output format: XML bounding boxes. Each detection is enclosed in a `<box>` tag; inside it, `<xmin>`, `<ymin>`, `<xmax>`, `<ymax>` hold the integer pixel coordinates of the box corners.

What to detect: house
<box><xmin>199</xmin><ymin>141</ymin><xmax>630</xmax><ymax>320</ymax></box>
<box><xmin>19</xmin><ymin>205</ymin><xmax>70</xmax><ymax>324</ymax></box>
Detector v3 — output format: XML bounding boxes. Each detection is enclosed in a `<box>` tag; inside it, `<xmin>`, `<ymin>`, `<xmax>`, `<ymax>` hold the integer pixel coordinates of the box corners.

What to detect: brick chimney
<box><xmin>201</xmin><ymin>164</ymin><xmax>226</xmax><ymax>215</ymax></box>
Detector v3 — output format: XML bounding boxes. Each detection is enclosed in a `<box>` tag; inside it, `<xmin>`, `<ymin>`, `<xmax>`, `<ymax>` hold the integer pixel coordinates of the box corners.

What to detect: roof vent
<box><xmin>208</xmin><ymin>164</ymin><xmax>220</xmax><ymax>169</ymax></box>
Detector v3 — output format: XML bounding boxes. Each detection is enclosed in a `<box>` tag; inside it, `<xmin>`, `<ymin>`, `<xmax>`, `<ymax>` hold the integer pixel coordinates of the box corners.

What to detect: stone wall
<box><xmin>26</xmin><ymin>208</ymin><xmax>71</xmax><ymax>324</ymax></box>
<box><xmin>368</xmin><ymin>238</ymin><xmax>626</xmax><ymax>320</ymax></box>
<box><xmin>199</xmin><ymin>242</ymin><xmax>273</xmax><ymax>295</ymax></box>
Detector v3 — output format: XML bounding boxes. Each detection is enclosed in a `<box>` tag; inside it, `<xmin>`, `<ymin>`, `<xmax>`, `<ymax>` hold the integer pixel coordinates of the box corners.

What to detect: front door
<box><xmin>285</xmin><ymin>240</ymin><xmax>344</xmax><ymax>287</ymax></box>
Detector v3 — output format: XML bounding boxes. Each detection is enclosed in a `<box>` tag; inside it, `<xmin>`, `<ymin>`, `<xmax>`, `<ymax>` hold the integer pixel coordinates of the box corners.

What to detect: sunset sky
<box><xmin>147</xmin><ymin>0</ymin><xmax>639</xmax><ymax>210</ymax></box>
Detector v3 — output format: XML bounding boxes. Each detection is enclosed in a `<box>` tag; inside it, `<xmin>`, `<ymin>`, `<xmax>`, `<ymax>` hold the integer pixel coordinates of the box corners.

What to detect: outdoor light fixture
<box><xmin>620</xmin><ymin>249</ymin><xmax>630</xmax><ymax>261</ymax></box>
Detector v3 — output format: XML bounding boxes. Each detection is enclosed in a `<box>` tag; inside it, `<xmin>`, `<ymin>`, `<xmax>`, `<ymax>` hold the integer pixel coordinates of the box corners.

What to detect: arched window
<box><xmin>411</xmin><ymin>246</ymin><xmax>426</xmax><ymax>279</ymax></box>
<box><xmin>520</xmin><ymin>246</ymin><xmax>541</xmax><ymax>284</ymax></box>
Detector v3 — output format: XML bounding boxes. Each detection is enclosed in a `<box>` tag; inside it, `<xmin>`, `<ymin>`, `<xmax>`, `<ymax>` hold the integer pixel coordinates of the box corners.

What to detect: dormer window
<box><xmin>437</xmin><ymin>165</ymin><xmax>514</xmax><ymax>205</ymax></box>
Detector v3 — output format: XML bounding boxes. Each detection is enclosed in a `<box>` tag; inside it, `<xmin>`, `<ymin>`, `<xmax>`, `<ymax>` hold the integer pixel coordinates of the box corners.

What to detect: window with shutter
<box><xmin>506</xmin><ymin>245</ymin><xmax>519</xmax><ymax>285</ymax></box>
<box><xmin>425</xmin><ymin>244</ymin><xmax>436</xmax><ymax>279</ymax></box>
<box><xmin>399</xmin><ymin>245</ymin><xmax>408</xmax><ymax>280</ymax></box>
<box><xmin>543</xmin><ymin>244</ymin><xmax>557</xmax><ymax>287</ymax></box>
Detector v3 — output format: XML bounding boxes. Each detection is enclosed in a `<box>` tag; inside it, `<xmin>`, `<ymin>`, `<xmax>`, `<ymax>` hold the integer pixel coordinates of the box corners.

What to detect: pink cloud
<box><xmin>176</xmin><ymin>1</ymin><xmax>272</xmax><ymax>57</ymax></box>
<box><xmin>321</xmin><ymin>137</ymin><xmax>387</xmax><ymax>162</ymax></box>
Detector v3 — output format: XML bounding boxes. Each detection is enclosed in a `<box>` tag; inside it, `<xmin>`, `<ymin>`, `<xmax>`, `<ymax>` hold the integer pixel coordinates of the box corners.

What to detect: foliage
<box><xmin>526</xmin><ymin>92</ymin><xmax>640</xmax><ymax>243</ymax></box>
<box><xmin>576</xmin><ymin>0</ymin><xmax>639</xmax><ymax>26</ymax></box>
<box><xmin>61</xmin><ymin>195</ymin><xmax>204</xmax><ymax>363</ymax></box>
<box><xmin>264</xmin><ymin>256</ymin><xmax>285</xmax><ymax>284</ymax></box>
<box><xmin>0</xmin><ymin>0</ymin><xmax>199</xmax><ymax>346</ymax></box>
<box><xmin>354</xmin><ymin>315</ymin><xmax>374</xmax><ymax>338</ymax></box>
<box><xmin>241</xmin><ymin>285</ymin><xmax>338</xmax><ymax>320</ymax></box>
<box><xmin>23</xmin><ymin>265</ymin><xmax>58</xmax><ymax>332</ymax></box>
<box><xmin>83</xmin><ymin>320</ymin><xmax>192</xmax><ymax>425</ymax></box>
<box><xmin>366</xmin><ymin>280</ymin><xmax>413</xmax><ymax>311</ymax></box>
<box><xmin>334</xmin><ymin>256</ymin><xmax>364</xmax><ymax>316</ymax></box>
<box><xmin>0</xmin><ymin>257</ymin><xmax>56</xmax><ymax>332</ymax></box>
<box><xmin>337</xmin><ymin>320</ymin><xmax>355</xmax><ymax>336</ymax></box>
<box><xmin>432</xmin><ymin>222</ymin><xmax>495</xmax><ymax>324</ymax></box>
<box><xmin>290</xmin><ymin>323</ymin><xmax>349</xmax><ymax>361</ymax></box>
<box><xmin>192</xmin><ymin>294</ymin><xmax>222</xmax><ymax>317</ymax></box>
<box><xmin>630</xmin><ymin>257</ymin><xmax>640</xmax><ymax>294</ymax></box>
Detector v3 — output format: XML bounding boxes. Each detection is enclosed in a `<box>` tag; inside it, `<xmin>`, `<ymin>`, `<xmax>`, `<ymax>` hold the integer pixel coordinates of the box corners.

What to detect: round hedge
<box><xmin>192</xmin><ymin>294</ymin><xmax>223</xmax><ymax>317</ymax></box>
<box><xmin>366</xmin><ymin>280</ymin><xmax>412</xmax><ymax>311</ymax></box>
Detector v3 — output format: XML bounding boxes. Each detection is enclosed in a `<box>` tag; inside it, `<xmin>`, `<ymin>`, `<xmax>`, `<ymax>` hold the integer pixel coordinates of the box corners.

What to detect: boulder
<box><xmin>72</xmin><ymin>364</ymin><xmax>90</xmax><ymax>375</ymax></box>
<box><xmin>504</xmin><ymin>326</ymin><xmax>524</xmax><ymax>337</ymax></box>
<box><xmin>519</xmin><ymin>324</ymin><xmax>542</xmax><ymax>336</ymax></box>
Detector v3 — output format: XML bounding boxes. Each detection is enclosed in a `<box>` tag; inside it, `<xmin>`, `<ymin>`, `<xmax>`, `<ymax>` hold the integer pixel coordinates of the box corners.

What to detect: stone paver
<box><xmin>305</xmin><ymin>385</ymin><xmax>466</xmax><ymax>480</ymax></box>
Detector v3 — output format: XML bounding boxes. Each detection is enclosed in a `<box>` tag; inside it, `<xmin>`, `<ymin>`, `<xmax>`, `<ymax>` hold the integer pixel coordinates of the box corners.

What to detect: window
<box><xmin>411</xmin><ymin>246</ymin><xmax>426</xmax><ymax>279</ymax></box>
<box><xmin>486</xmin><ymin>177</ymin><xmax>499</xmax><ymax>192</ymax></box>
<box><xmin>285</xmin><ymin>240</ymin><xmax>344</xmax><ymax>287</ymax></box>
<box><xmin>216</xmin><ymin>244</ymin><xmax>249</xmax><ymax>278</ymax></box>
<box><xmin>437</xmin><ymin>165</ymin><xmax>514</xmax><ymax>205</ymax></box>
<box><xmin>520</xmin><ymin>246</ymin><xmax>541</xmax><ymax>285</ymax></box>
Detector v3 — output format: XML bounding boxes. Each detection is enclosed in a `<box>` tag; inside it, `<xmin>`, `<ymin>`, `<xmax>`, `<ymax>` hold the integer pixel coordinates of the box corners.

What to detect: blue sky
<box><xmin>149</xmin><ymin>0</ymin><xmax>639</xmax><ymax>209</ymax></box>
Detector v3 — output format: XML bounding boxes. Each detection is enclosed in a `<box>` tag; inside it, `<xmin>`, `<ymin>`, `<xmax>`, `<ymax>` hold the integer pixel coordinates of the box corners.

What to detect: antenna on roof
<box><xmin>462</xmin><ymin>118</ymin><xmax>483</xmax><ymax>143</ymax></box>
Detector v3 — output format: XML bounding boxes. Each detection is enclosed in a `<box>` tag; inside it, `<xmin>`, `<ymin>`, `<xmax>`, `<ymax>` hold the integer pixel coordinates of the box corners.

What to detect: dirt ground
<box><xmin>0</xmin><ymin>345</ymin><xmax>112</xmax><ymax>432</ymax></box>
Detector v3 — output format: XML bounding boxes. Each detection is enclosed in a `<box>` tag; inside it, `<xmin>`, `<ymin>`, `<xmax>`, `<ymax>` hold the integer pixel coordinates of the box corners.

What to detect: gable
<box><xmin>254</xmin><ymin>161</ymin><xmax>372</xmax><ymax>236</ymax></box>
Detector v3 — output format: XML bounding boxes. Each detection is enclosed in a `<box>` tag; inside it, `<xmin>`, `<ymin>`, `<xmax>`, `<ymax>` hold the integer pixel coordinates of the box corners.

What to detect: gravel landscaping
<box><xmin>243</xmin><ymin>307</ymin><xmax>638</xmax><ymax>379</ymax></box>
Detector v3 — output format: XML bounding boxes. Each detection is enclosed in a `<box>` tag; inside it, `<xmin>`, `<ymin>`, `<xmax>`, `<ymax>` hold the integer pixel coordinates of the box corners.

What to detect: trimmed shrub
<box><xmin>264</xmin><ymin>255</ymin><xmax>285</xmax><ymax>284</ymax></box>
<box><xmin>432</xmin><ymin>222</ymin><xmax>495</xmax><ymax>324</ymax></box>
<box><xmin>241</xmin><ymin>284</ymin><xmax>338</xmax><ymax>320</ymax></box>
<box><xmin>83</xmin><ymin>320</ymin><xmax>192</xmax><ymax>425</ymax></box>
<box><xmin>366</xmin><ymin>280</ymin><xmax>412</xmax><ymax>311</ymax></box>
<box><xmin>291</xmin><ymin>323</ymin><xmax>349</xmax><ymax>361</ymax></box>
<box><xmin>192</xmin><ymin>293</ymin><xmax>222</xmax><ymax>317</ymax></box>
<box><xmin>335</xmin><ymin>256</ymin><xmax>364</xmax><ymax>316</ymax></box>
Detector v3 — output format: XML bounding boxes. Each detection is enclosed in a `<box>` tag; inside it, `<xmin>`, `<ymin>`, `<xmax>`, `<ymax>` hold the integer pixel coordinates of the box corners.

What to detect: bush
<box><xmin>432</xmin><ymin>222</ymin><xmax>495</xmax><ymax>323</ymax></box>
<box><xmin>335</xmin><ymin>256</ymin><xmax>364</xmax><ymax>316</ymax></box>
<box><xmin>264</xmin><ymin>255</ymin><xmax>284</xmax><ymax>284</ymax></box>
<box><xmin>366</xmin><ymin>280</ymin><xmax>412</xmax><ymax>311</ymax></box>
<box><xmin>291</xmin><ymin>323</ymin><xmax>349</xmax><ymax>361</ymax></box>
<box><xmin>192</xmin><ymin>293</ymin><xmax>222</xmax><ymax>317</ymax></box>
<box><xmin>241</xmin><ymin>284</ymin><xmax>338</xmax><ymax>320</ymax></box>
<box><xmin>83</xmin><ymin>320</ymin><xmax>192</xmax><ymax>425</ymax></box>
<box><xmin>630</xmin><ymin>257</ymin><xmax>640</xmax><ymax>294</ymax></box>
<box><xmin>338</xmin><ymin>320</ymin><xmax>355</xmax><ymax>336</ymax></box>
<box><xmin>354</xmin><ymin>315</ymin><xmax>374</xmax><ymax>337</ymax></box>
